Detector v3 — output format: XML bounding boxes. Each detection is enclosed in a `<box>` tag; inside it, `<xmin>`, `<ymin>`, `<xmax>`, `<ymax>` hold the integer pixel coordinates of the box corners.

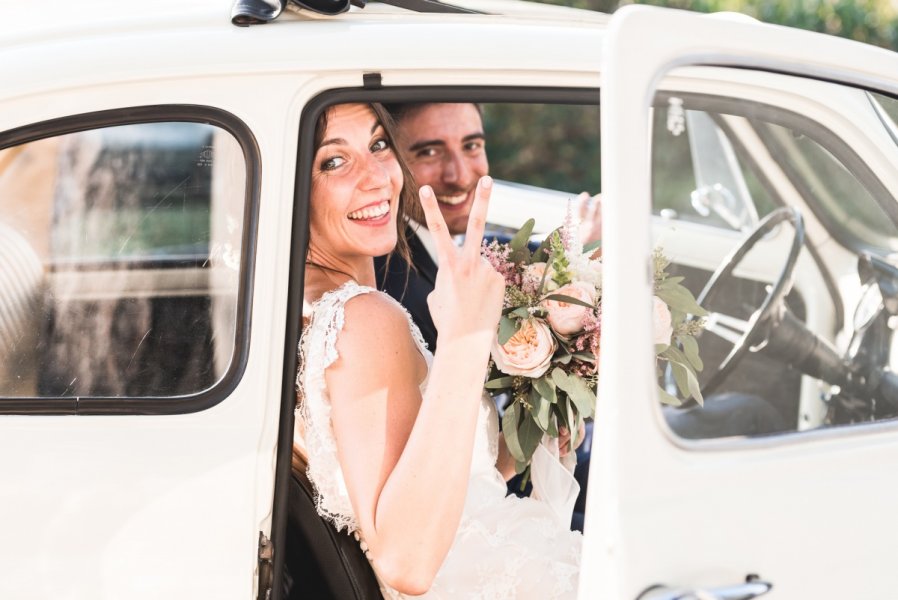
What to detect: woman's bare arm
<box><xmin>326</xmin><ymin>178</ymin><xmax>504</xmax><ymax>595</ymax></box>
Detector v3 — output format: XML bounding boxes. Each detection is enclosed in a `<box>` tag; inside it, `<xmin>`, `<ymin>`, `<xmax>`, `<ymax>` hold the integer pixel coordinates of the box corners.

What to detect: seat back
<box><xmin>282</xmin><ymin>468</ymin><xmax>382</xmax><ymax>600</ymax></box>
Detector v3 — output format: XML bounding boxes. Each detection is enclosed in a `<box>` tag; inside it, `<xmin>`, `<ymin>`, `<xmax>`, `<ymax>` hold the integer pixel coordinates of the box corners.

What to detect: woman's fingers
<box><xmin>419</xmin><ymin>185</ymin><xmax>457</xmax><ymax>264</ymax></box>
<box><xmin>462</xmin><ymin>176</ymin><xmax>493</xmax><ymax>261</ymax></box>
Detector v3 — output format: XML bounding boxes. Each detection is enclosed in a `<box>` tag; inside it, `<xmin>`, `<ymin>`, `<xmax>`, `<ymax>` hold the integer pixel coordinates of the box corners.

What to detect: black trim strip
<box><xmin>269</xmin><ymin>84</ymin><xmax>600</xmax><ymax>600</ymax></box>
<box><xmin>0</xmin><ymin>105</ymin><xmax>261</xmax><ymax>415</ymax></box>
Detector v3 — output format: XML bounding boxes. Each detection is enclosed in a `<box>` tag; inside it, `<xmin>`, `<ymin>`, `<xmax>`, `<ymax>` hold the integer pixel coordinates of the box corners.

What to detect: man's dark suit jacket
<box><xmin>374</xmin><ymin>225</ymin><xmax>439</xmax><ymax>352</ymax></box>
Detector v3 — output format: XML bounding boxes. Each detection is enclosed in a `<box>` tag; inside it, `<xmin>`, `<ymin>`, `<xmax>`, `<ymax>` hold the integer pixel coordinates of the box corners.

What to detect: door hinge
<box><xmin>257</xmin><ymin>531</ymin><xmax>274</xmax><ymax>600</ymax></box>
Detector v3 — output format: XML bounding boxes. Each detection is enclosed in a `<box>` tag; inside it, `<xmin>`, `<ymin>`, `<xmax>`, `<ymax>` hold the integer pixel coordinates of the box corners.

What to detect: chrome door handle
<box><xmin>637</xmin><ymin>577</ymin><xmax>772</xmax><ymax>600</ymax></box>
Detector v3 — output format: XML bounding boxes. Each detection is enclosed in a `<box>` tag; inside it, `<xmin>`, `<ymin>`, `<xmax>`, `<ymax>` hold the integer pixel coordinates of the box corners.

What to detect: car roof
<box><xmin>3</xmin><ymin>0</ymin><xmax>608</xmax><ymax>47</ymax></box>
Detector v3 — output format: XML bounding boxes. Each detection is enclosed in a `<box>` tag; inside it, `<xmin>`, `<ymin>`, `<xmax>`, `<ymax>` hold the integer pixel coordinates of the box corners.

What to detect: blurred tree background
<box><xmin>484</xmin><ymin>0</ymin><xmax>898</xmax><ymax>194</ymax></box>
<box><xmin>546</xmin><ymin>0</ymin><xmax>898</xmax><ymax>49</ymax></box>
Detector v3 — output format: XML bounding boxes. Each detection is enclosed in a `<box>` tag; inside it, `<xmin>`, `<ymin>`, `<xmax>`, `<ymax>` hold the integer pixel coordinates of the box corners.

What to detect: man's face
<box><xmin>397</xmin><ymin>103</ymin><xmax>489</xmax><ymax>235</ymax></box>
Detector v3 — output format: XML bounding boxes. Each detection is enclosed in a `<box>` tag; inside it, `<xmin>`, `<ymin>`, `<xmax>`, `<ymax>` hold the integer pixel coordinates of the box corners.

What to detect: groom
<box><xmin>375</xmin><ymin>102</ymin><xmax>598</xmax><ymax>530</ymax></box>
<box><xmin>375</xmin><ymin>103</ymin><xmax>489</xmax><ymax>352</ymax></box>
<box><xmin>376</xmin><ymin>102</ymin><xmax>601</xmax><ymax>351</ymax></box>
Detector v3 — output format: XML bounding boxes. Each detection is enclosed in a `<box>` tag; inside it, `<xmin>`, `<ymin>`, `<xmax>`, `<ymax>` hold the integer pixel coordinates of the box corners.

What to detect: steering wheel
<box><xmin>696</xmin><ymin>206</ymin><xmax>805</xmax><ymax>396</ymax></box>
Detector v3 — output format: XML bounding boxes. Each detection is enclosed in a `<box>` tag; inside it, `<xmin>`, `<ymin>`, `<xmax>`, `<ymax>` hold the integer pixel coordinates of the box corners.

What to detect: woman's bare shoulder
<box><xmin>329</xmin><ymin>290</ymin><xmax>426</xmax><ymax>388</ymax></box>
<box><xmin>340</xmin><ymin>291</ymin><xmax>413</xmax><ymax>347</ymax></box>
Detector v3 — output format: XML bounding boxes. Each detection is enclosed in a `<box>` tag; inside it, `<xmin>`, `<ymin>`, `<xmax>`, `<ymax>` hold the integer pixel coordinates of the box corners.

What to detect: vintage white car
<box><xmin>2</xmin><ymin>0</ymin><xmax>898</xmax><ymax>598</ymax></box>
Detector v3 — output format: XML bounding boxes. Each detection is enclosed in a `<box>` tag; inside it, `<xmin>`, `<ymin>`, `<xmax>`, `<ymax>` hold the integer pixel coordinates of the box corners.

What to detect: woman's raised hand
<box><xmin>419</xmin><ymin>176</ymin><xmax>505</xmax><ymax>344</ymax></box>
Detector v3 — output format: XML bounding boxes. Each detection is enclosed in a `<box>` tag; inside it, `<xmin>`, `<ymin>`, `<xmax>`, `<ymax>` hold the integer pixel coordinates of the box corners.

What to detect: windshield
<box><xmin>653</xmin><ymin>86</ymin><xmax>898</xmax><ymax>255</ymax></box>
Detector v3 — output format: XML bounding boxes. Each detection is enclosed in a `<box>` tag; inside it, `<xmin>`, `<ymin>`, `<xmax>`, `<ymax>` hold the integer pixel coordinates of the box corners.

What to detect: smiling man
<box><xmin>399</xmin><ymin>103</ymin><xmax>489</xmax><ymax>237</ymax></box>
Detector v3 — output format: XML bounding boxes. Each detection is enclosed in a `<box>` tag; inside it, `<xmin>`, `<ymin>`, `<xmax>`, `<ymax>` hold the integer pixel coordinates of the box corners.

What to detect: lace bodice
<box><xmin>295</xmin><ymin>280</ymin><xmax>582</xmax><ymax>599</ymax></box>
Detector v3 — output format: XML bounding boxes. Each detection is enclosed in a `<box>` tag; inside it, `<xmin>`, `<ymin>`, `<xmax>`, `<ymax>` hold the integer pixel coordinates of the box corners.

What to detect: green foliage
<box><xmin>482</xmin><ymin>103</ymin><xmax>601</xmax><ymax>194</ymax></box>
<box><xmin>539</xmin><ymin>0</ymin><xmax>898</xmax><ymax>51</ymax></box>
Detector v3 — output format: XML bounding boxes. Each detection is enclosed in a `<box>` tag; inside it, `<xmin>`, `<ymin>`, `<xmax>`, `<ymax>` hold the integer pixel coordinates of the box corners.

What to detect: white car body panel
<box><xmin>586</xmin><ymin>5</ymin><xmax>898</xmax><ymax>599</ymax></box>
<box><xmin>4</xmin><ymin>1</ymin><xmax>898</xmax><ymax>598</ymax></box>
<box><xmin>0</xmin><ymin>3</ymin><xmax>603</xmax><ymax>599</ymax></box>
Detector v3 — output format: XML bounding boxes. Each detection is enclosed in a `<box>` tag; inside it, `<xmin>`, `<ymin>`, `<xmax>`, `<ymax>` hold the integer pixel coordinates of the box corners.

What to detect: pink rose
<box><xmin>492</xmin><ymin>318</ymin><xmax>557</xmax><ymax>377</ymax></box>
<box><xmin>542</xmin><ymin>281</ymin><xmax>596</xmax><ymax>336</ymax></box>
<box><xmin>653</xmin><ymin>296</ymin><xmax>673</xmax><ymax>347</ymax></box>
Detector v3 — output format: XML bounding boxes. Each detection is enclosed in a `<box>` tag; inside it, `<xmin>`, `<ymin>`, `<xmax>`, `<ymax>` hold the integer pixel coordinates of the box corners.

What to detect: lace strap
<box><xmin>295</xmin><ymin>281</ymin><xmax>377</xmax><ymax>534</ymax></box>
<box><xmin>308</xmin><ymin>281</ymin><xmax>378</xmax><ymax>372</ymax></box>
<box><xmin>295</xmin><ymin>280</ymin><xmax>430</xmax><ymax>538</ymax></box>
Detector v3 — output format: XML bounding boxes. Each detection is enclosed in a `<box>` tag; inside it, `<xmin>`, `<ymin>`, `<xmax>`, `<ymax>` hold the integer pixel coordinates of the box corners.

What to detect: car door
<box><xmin>582</xmin><ymin>6</ymin><xmax>898</xmax><ymax>599</ymax></box>
<box><xmin>0</xmin><ymin>16</ymin><xmax>291</xmax><ymax>598</ymax></box>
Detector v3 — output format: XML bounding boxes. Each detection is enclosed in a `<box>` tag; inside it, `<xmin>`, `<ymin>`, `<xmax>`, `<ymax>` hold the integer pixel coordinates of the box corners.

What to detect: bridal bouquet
<box><xmin>482</xmin><ymin>211</ymin><xmax>706</xmax><ymax>472</ymax></box>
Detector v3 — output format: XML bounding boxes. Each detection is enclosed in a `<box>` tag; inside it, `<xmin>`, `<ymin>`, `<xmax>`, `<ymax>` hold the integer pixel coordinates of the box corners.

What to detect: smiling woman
<box><xmin>290</xmin><ymin>102</ymin><xmax>582</xmax><ymax>599</ymax></box>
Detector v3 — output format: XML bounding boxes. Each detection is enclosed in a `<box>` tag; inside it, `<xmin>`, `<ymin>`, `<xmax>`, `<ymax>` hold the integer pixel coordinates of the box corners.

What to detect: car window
<box><xmin>0</xmin><ymin>114</ymin><xmax>250</xmax><ymax>404</ymax></box>
<box><xmin>484</xmin><ymin>102</ymin><xmax>600</xmax><ymax>238</ymax></box>
<box><xmin>650</xmin><ymin>68</ymin><xmax>898</xmax><ymax>442</ymax></box>
<box><xmin>484</xmin><ymin>102</ymin><xmax>600</xmax><ymax>196</ymax></box>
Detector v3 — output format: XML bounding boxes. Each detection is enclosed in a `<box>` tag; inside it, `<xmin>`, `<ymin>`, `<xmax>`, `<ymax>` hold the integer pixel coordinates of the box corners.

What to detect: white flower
<box><xmin>567</xmin><ymin>254</ymin><xmax>603</xmax><ymax>291</ymax></box>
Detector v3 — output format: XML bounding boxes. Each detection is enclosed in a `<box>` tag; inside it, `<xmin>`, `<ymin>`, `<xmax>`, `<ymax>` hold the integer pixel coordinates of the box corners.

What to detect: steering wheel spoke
<box><xmin>704</xmin><ymin>311</ymin><xmax>751</xmax><ymax>346</ymax></box>
<box><xmin>696</xmin><ymin>207</ymin><xmax>805</xmax><ymax>396</ymax></box>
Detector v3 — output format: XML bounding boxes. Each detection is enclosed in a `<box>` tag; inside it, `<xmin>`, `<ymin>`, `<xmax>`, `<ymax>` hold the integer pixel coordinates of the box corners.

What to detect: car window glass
<box><xmin>652</xmin><ymin>104</ymin><xmax>778</xmax><ymax>230</ymax></box>
<box><xmin>650</xmin><ymin>68</ymin><xmax>898</xmax><ymax>442</ymax></box>
<box><xmin>484</xmin><ymin>103</ymin><xmax>600</xmax><ymax>238</ymax></box>
<box><xmin>0</xmin><ymin>120</ymin><xmax>246</xmax><ymax>399</ymax></box>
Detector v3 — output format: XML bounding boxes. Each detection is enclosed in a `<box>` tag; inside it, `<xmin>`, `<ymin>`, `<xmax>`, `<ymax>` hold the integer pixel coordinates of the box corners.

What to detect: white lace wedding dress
<box><xmin>296</xmin><ymin>281</ymin><xmax>582</xmax><ymax>599</ymax></box>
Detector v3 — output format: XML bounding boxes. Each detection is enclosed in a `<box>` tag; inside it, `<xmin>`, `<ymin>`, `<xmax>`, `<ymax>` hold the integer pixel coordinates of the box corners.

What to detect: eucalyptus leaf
<box><xmin>571</xmin><ymin>351</ymin><xmax>596</xmax><ymax>363</ymax></box>
<box><xmin>510</xmin><ymin>307</ymin><xmax>531</xmax><ymax>319</ymax></box>
<box><xmin>532</xmin><ymin>237</ymin><xmax>551</xmax><ymax>263</ymax></box>
<box><xmin>509</xmin><ymin>218</ymin><xmax>536</xmax><ymax>251</ymax></box>
<box><xmin>670</xmin><ymin>361</ymin><xmax>690</xmax><ymax>398</ymax></box>
<box><xmin>656</xmin><ymin>285</ymin><xmax>708</xmax><ymax>317</ymax></box>
<box><xmin>485</xmin><ymin>376</ymin><xmax>515</xmax><ymax>389</ymax></box>
<box><xmin>518</xmin><ymin>413</ymin><xmax>543</xmax><ymax>464</ymax></box>
<box><xmin>498</xmin><ymin>315</ymin><xmax>518</xmax><ymax>345</ymax></box>
<box><xmin>565</xmin><ymin>399</ymin><xmax>577</xmax><ymax>441</ymax></box>
<box><xmin>681</xmin><ymin>335</ymin><xmax>704</xmax><ymax>371</ymax></box>
<box><xmin>535</xmin><ymin>394</ymin><xmax>551</xmax><ymax>430</ymax></box>
<box><xmin>532</xmin><ymin>376</ymin><xmax>557</xmax><ymax>404</ymax></box>
<box><xmin>686</xmin><ymin>368</ymin><xmax>704</xmax><ymax>406</ymax></box>
<box><xmin>509</xmin><ymin>247</ymin><xmax>532</xmax><ymax>265</ymax></box>
<box><xmin>551</xmin><ymin>368</ymin><xmax>595</xmax><ymax>419</ymax></box>
<box><xmin>656</xmin><ymin>275</ymin><xmax>685</xmax><ymax>288</ymax></box>
<box><xmin>546</xmin><ymin>412</ymin><xmax>559</xmax><ymax>437</ymax></box>
<box><xmin>663</xmin><ymin>344</ymin><xmax>690</xmax><ymax>367</ymax></box>
<box><xmin>502</xmin><ymin>402</ymin><xmax>526</xmax><ymax>463</ymax></box>
<box><xmin>657</xmin><ymin>385</ymin><xmax>682</xmax><ymax>406</ymax></box>
<box><xmin>568</xmin><ymin>414</ymin><xmax>582</xmax><ymax>450</ymax></box>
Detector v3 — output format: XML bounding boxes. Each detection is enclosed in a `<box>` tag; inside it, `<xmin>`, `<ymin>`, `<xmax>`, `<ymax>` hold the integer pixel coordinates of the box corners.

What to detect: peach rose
<box><xmin>653</xmin><ymin>296</ymin><xmax>673</xmax><ymax>347</ymax></box>
<box><xmin>492</xmin><ymin>318</ymin><xmax>557</xmax><ymax>377</ymax></box>
<box><xmin>542</xmin><ymin>281</ymin><xmax>596</xmax><ymax>336</ymax></box>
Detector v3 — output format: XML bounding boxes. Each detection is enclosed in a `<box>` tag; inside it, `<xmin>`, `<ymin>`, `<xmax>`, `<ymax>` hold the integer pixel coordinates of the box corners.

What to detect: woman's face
<box><xmin>310</xmin><ymin>103</ymin><xmax>403</xmax><ymax>263</ymax></box>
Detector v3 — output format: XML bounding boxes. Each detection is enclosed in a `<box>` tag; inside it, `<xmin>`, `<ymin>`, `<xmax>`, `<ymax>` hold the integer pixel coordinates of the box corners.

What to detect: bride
<box><xmin>294</xmin><ymin>102</ymin><xmax>582</xmax><ymax>598</ymax></box>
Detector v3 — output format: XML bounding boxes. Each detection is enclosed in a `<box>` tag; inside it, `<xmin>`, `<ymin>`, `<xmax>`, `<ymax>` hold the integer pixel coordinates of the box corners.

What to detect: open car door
<box><xmin>583</xmin><ymin>6</ymin><xmax>898</xmax><ymax>599</ymax></box>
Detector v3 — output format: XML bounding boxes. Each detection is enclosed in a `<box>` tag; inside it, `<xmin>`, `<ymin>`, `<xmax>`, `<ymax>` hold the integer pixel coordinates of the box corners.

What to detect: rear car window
<box><xmin>0</xmin><ymin>112</ymin><xmax>251</xmax><ymax>405</ymax></box>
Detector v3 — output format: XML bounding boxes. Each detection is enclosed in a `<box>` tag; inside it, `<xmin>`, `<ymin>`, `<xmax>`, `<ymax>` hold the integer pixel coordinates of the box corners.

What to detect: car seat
<box><xmin>282</xmin><ymin>467</ymin><xmax>382</xmax><ymax>600</ymax></box>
